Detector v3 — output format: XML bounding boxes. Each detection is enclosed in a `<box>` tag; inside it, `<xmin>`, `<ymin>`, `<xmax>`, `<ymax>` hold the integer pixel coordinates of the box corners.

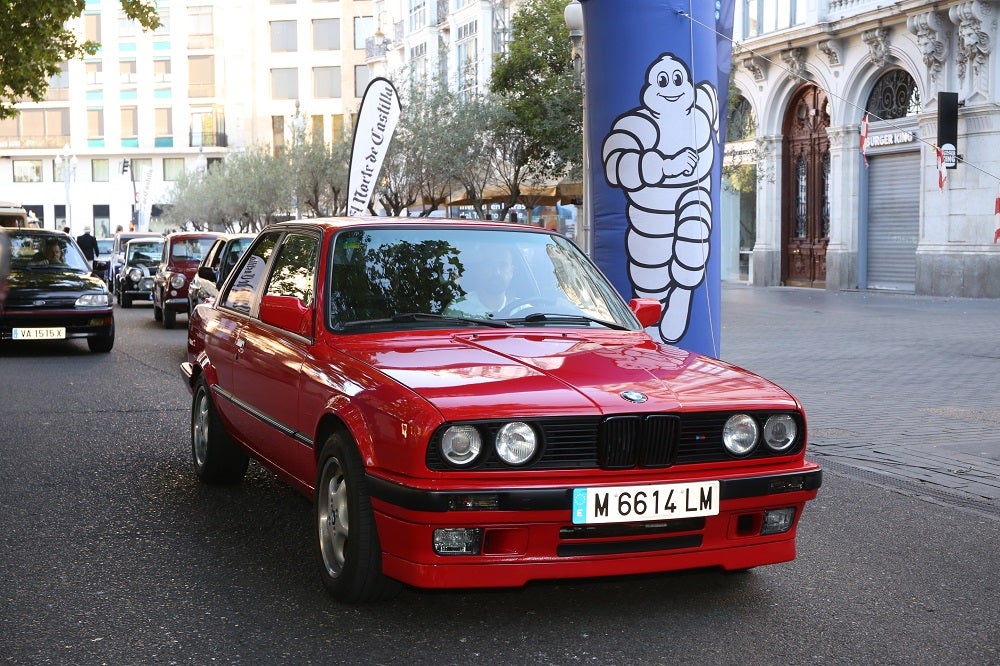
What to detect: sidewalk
<box><xmin>718</xmin><ymin>283</ymin><xmax>1000</xmax><ymax>517</ymax></box>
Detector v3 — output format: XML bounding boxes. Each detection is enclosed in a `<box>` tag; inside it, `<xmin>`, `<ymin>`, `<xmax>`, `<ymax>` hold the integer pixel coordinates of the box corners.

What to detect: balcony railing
<box><xmin>189</xmin><ymin>131</ymin><xmax>228</xmax><ymax>148</ymax></box>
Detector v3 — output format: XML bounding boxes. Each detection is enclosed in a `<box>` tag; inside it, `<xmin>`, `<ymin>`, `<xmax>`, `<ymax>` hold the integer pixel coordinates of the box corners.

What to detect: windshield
<box><xmin>329</xmin><ymin>227</ymin><xmax>637</xmax><ymax>331</ymax></box>
<box><xmin>7</xmin><ymin>232</ymin><xmax>92</xmax><ymax>273</ymax></box>
<box><xmin>170</xmin><ymin>237</ymin><xmax>215</xmax><ymax>262</ymax></box>
<box><xmin>126</xmin><ymin>241</ymin><xmax>163</xmax><ymax>265</ymax></box>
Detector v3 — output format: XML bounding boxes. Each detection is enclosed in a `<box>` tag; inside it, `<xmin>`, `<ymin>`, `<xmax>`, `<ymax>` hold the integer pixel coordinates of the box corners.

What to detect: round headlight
<box><xmin>495</xmin><ymin>422</ymin><xmax>537</xmax><ymax>465</ymax></box>
<box><xmin>127</xmin><ymin>267</ymin><xmax>142</xmax><ymax>282</ymax></box>
<box><xmin>169</xmin><ymin>273</ymin><xmax>187</xmax><ymax>289</ymax></box>
<box><xmin>723</xmin><ymin>414</ymin><xmax>759</xmax><ymax>456</ymax></box>
<box><xmin>763</xmin><ymin>414</ymin><xmax>797</xmax><ymax>452</ymax></box>
<box><xmin>439</xmin><ymin>425</ymin><xmax>483</xmax><ymax>466</ymax></box>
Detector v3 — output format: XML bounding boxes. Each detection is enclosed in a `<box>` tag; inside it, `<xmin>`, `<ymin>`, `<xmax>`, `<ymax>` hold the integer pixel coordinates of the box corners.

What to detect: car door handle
<box><xmin>235</xmin><ymin>337</ymin><xmax>246</xmax><ymax>355</ymax></box>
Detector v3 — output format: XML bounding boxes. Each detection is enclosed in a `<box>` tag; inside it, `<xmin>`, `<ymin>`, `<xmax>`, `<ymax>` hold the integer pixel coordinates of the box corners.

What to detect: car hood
<box><xmin>334</xmin><ymin>330</ymin><xmax>797</xmax><ymax>420</ymax></box>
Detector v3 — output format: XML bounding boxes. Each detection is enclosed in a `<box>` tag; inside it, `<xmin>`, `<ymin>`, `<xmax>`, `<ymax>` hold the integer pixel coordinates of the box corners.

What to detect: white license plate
<box><xmin>12</xmin><ymin>327</ymin><xmax>66</xmax><ymax>340</ymax></box>
<box><xmin>572</xmin><ymin>481</ymin><xmax>720</xmax><ymax>524</ymax></box>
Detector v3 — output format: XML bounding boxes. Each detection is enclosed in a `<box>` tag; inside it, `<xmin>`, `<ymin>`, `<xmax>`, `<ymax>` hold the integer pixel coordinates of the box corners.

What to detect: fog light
<box><xmin>760</xmin><ymin>508</ymin><xmax>796</xmax><ymax>535</ymax></box>
<box><xmin>433</xmin><ymin>528</ymin><xmax>483</xmax><ymax>555</ymax></box>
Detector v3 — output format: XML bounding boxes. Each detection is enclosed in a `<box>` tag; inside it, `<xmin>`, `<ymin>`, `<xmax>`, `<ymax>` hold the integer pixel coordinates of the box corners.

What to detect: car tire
<box><xmin>191</xmin><ymin>377</ymin><xmax>249</xmax><ymax>484</ymax></box>
<box><xmin>163</xmin><ymin>307</ymin><xmax>176</xmax><ymax>329</ymax></box>
<box><xmin>122</xmin><ymin>293</ymin><xmax>132</xmax><ymax>308</ymax></box>
<box><xmin>153</xmin><ymin>302</ymin><xmax>163</xmax><ymax>322</ymax></box>
<box><xmin>315</xmin><ymin>433</ymin><xmax>401</xmax><ymax>603</ymax></box>
<box><xmin>87</xmin><ymin>323</ymin><xmax>115</xmax><ymax>353</ymax></box>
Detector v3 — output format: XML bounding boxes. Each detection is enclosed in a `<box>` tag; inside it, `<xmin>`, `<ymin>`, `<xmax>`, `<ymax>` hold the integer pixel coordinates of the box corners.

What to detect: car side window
<box><xmin>220</xmin><ymin>233</ymin><xmax>278</xmax><ymax>315</ymax></box>
<box><xmin>263</xmin><ymin>233</ymin><xmax>318</xmax><ymax>306</ymax></box>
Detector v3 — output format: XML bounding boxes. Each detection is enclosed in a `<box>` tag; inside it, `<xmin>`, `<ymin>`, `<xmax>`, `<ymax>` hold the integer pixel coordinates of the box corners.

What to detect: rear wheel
<box><xmin>191</xmin><ymin>377</ymin><xmax>248</xmax><ymax>483</ymax></box>
<box><xmin>315</xmin><ymin>433</ymin><xmax>401</xmax><ymax>603</ymax></box>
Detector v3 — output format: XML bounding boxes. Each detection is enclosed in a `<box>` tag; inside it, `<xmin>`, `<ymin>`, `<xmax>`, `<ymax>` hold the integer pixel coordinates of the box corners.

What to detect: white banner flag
<box><xmin>347</xmin><ymin>77</ymin><xmax>401</xmax><ymax>216</ymax></box>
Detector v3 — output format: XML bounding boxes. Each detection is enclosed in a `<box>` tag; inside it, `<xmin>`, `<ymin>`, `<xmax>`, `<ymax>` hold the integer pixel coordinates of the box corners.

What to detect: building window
<box><xmin>354</xmin><ymin>17</ymin><xmax>373</xmax><ymax>50</ymax></box>
<box><xmin>271</xmin><ymin>68</ymin><xmax>298</xmax><ymax>100</ymax></box>
<box><xmin>864</xmin><ymin>69</ymin><xmax>921</xmax><ymax>120</ymax></box>
<box><xmin>313</xmin><ymin>66</ymin><xmax>341</xmax><ymax>98</ymax></box>
<box><xmin>130</xmin><ymin>158</ymin><xmax>152</xmax><ymax>184</ymax></box>
<box><xmin>154</xmin><ymin>59</ymin><xmax>171</xmax><ymax>83</ymax></box>
<box><xmin>189</xmin><ymin>5</ymin><xmax>213</xmax><ymax>35</ymax></box>
<box><xmin>456</xmin><ymin>21</ymin><xmax>478</xmax><ymax>94</ymax></box>
<box><xmin>313</xmin><ymin>18</ymin><xmax>340</xmax><ymax>50</ymax></box>
<box><xmin>354</xmin><ymin>65</ymin><xmax>370</xmax><ymax>98</ymax></box>
<box><xmin>86</xmin><ymin>61</ymin><xmax>103</xmax><ymax>85</ymax></box>
<box><xmin>741</xmin><ymin>0</ymin><xmax>805</xmax><ymax>39</ymax></box>
<box><xmin>121</xmin><ymin>107</ymin><xmax>138</xmax><ymax>141</ymax></box>
<box><xmin>163</xmin><ymin>157</ymin><xmax>185</xmax><ymax>181</ymax></box>
<box><xmin>13</xmin><ymin>160</ymin><xmax>43</xmax><ymax>183</ymax></box>
<box><xmin>409</xmin><ymin>0</ymin><xmax>427</xmax><ymax>32</ymax></box>
<box><xmin>85</xmin><ymin>13</ymin><xmax>101</xmax><ymax>42</ymax></box>
<box><xmin>88</xmin><ymin>109</ymin><xmax>105</xmax><ymax>141</ymax></box>
<box><xmin>311</xmin><ymin>115</ymin><xmax>324</xmax><ymax>143</ymax></box>
<box><xmin>92</xmin><ymin>159</ymin><xmax>110</xmax><ymax>182</ymax></box>
<box><xmin>727</xmin><ymin>96</ymin><xmax>756</xmax><ymax>142</ymax></box>
<box><xmin>331</xmin><ymin>114</ymin><xmax>345</xmax><ymax>143</ymax></box>
<box><xmin>120</xmin><ymin>60</ymin><xmax>137</xmax><ymax>84</ymax></box>
<box><xmin>154</xmin><ymin>8</ymin><xmax>170</xmax><ymax>35</ymax></box>
<box><xmin>270</xmin><ymin>20</ymin><xmax>297</xmax><ymax>52</ymax></box>
<box><xmin>155</xmin><ymin>108</ymin><xmax>172</xmax><ymax>137</ymax></box>
<box><xmin>188</xmin><ymin>55</ymin><xmax>215</xmax><ymax>97</ymax></box>
<box><xmin>119</xmin><ymin>13</ymin><xmax>136</xmax><ymax>38</ymax></box>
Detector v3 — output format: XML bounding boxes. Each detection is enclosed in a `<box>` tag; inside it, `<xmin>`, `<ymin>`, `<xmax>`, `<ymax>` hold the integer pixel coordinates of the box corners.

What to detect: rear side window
<box><xmin>220</xmin><ymin>233</ymin><xmax>278</xmax><ymax>315</ymax></box>
<box><xmin>264</xmin><ymin>233</ymin><xmax>318</xmax><ymax>306</ymax></box>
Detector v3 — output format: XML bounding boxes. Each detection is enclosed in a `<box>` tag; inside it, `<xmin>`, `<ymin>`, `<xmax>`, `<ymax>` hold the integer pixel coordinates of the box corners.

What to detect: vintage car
<box><xmin>1</xmin><ymin>228</ymin><xmax>114</xmax><ymax>352</ymax></box>
<box><xmin>106</xmin><ymin>231</ymin><xmax>161</xmax><ymax>286</ymax></box>
<box><xmin>92</xmin><ymin>237</ymin><xmax>113</xmax><ymax>282</ymax></box>
<box><xmin>188</xmin><ymin>233</ymin><xmax>254</xmax><ymax>311</ymax></box>
<box><xmin>116</xmin><ymin>237</ymin><xmax>164</xmax><ymax>307</ymax></box>
<box><xmin>152</xmin><ymin>231</ymin><xmax>219</xmax><ymax>328</ymax></box>
<box><xmin>181</xmin><ymin>218</ymin><xmax>821</xmax><ymax>603</ymax></box>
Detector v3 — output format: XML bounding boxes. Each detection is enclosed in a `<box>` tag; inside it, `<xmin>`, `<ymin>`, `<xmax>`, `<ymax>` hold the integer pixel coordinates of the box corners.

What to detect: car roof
<box><xmin>164</xmin><ymin>231</ymin><xmax>222</xmax><ymax>240</ymax></box>
<box><xmin>262</xmin><ymin>216</ymin><xmax>549</xmax><ymax>235</ymax></box>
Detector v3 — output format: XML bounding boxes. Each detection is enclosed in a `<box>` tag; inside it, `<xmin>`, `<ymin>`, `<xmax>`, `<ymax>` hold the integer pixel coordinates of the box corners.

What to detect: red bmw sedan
<box><xmin>181</xmin><ymin>218</ymin><xmax>821</xmax><ymax>602</ymax></box>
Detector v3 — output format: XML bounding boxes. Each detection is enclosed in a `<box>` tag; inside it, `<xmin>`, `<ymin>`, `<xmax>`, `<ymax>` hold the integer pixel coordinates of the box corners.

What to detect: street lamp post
<box><xmin>564</xmin><ymin>1</ymin><xmax>591</xmax><ymax>255</ymax></box>
<box><xmin>56</xmin><ymin>143</ymin><xmax>78</xmax><ymax>232</ymax></box>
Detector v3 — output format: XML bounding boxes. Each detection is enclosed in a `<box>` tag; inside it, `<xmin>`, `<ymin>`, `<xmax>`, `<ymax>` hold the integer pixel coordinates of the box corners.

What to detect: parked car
<box><xmin>106</xmin><ymin>231</ymin><xmax>161</xmax><ymax>286</ymax></box>
<box><xmin>152</xmin><ymin>231</ymin><xmax>219</xmax><ymax>328</ymax></box>
<box><xmin>115</xmin><ymin>237</ymin><xmax>164</xmax><ymax>307</ymax></box>
<box><xmin>188</xmin><ymin>233</ymin><xmax>254</xmax><ymax>311</ymax></box>
<box><xmin>0</xmin><ymin>228</ymin><xmax>114</xmax><ymax>352</ymax></box>
<box><xmin>182</xmin><ymin>218</ymin><xmax>821</xmax><ymax>603</ymax></box>
<box><xmin>92</xmin><ymin>237</ymin><xmax>113</xmax><ymax>282</ymax></box>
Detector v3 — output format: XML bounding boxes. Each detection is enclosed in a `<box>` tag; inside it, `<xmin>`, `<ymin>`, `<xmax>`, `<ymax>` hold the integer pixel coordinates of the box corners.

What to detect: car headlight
<box><xmin>763</xmin><ymin>414</ymin><xmax>797</xmax><ymax>452</ymax></box>
<box><xmin>723</xmin><ymin>414</ymin><xmax>758</xmax><ymax>456</ymax></box>
<box><xmin>169</xmin><ymin>273</ymin><xmax>186</xmax><ymax>289</ymax></box>
<box><xmin>127</xmin><ymin>267</ymin><xmax>142</xmax><ymax>282</ymax></box>
<box><xmin>440</xmin><ymin>425</ymin><xmax>482</xmax><ymax>466</ymax></box>
<box><xmin>76</xmin><ymin>293</ymin><xmax>111</xmax><ymax>307</ymax></box>
<box><xmin>495</xmin><ymin>422</ymin><xmax>537</xmax><ymax>465</ymax></box>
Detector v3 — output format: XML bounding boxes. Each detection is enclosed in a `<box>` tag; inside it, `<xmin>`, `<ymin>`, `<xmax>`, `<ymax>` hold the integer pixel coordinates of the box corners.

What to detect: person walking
<box><xmin>76</xmin><ymin>225</ymin><xmax>99</xmax><ymax>269</ymax></box>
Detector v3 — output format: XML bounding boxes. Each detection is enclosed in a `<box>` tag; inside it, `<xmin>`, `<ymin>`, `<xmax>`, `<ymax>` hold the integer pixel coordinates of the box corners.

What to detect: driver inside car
<box><xmin>447</xmin><ymin>247</ymin><xmax>515</xmax><ymax>318</ymax></box>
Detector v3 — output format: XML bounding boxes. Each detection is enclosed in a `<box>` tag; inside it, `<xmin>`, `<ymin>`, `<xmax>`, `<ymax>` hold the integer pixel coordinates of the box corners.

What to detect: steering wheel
<box><xmin>500</xmin><ymin>296</ymin><xmax>560</xmax><ymax>318</ymax></box>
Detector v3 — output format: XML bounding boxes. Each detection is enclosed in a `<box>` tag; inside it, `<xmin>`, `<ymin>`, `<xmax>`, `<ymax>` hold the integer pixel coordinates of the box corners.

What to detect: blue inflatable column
<box><xmin>580</xmin><ymin>0</ymin><xmax>735</xmax><ymax>358</ymax></box>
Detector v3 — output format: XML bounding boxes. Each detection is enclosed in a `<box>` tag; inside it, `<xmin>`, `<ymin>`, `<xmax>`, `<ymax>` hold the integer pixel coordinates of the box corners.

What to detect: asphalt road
<box><xmin>1</xmin><ymin>299</ymin><xmax>997</xmax><ymax>665</ymax></box>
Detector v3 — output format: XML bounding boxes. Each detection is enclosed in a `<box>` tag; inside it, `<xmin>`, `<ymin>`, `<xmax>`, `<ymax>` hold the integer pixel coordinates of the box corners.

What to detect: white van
<box><xmin>0</xmin><ymin>201</ymin><xmax>28</xmax><ymax>228</ymax></box>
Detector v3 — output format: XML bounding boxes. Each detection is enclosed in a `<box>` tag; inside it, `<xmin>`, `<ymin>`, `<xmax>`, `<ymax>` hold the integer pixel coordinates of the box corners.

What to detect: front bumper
<box><xmin>367</xmin><ymin>465</ymin><xmax>821</xmax><ymax>589</ymax></box>
<box><xmin>0</xmin><ymin>309</ymin><xmax>114</xmax><ymax>340</ymax></box>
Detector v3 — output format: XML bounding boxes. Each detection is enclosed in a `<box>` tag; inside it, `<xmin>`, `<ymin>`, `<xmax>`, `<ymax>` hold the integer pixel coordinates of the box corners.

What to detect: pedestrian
<box><xmin>77</xmin><ymin>225</ymin><xmax>99</xmax><ymax>269</ymax></box>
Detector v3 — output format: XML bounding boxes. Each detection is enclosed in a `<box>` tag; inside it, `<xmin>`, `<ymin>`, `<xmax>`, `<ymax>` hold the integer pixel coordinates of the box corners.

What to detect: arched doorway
<box><xmin>781</xmin><ymin>85</ymin><xmax>830</xmax><ymax>287</ymax></box>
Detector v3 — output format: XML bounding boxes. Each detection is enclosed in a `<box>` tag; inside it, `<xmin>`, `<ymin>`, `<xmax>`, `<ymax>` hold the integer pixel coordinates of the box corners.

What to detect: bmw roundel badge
<box><xmin>620</xmin><ymin>390</ymin><xmax>648</xmax><ymax>404</ymax></box>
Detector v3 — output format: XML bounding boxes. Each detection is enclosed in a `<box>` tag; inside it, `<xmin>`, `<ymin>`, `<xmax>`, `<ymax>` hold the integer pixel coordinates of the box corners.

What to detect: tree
<box><xmin>0</xmin><ymin>0</ymin><xmax>160</xmax><ymax>119</ymax></box>
<box><xmin>490</xmin><ymin>0</ymin><xmax>582</xmax><ymax>176</ymax></box>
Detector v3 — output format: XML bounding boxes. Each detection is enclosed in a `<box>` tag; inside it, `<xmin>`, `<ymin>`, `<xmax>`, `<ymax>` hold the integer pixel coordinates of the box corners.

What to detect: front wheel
<box><xmin>191</xmin><ymin>377</ymin><xmax>248</xmax><ymax>483</ymax></box>
<box><xmin>163</xmin><ymin>307</ymin><xmax>176</xmax><ymax>329</ymax></box>
<box><xmin>87</xmin><ymin>323</ymin><xmax>115</xmax><ymax>353</ymax></box>
<box><xmin>315</xmin><ymin>433</ymin><xmax>401</xmax><ymax>603</ymax></box>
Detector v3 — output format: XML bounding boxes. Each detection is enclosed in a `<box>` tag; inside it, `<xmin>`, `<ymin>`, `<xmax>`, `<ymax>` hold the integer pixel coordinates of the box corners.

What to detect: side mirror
<box><xmin>259</xmin><ymin>294</ymin><xmax>312</xmax><ymax>337</ymax></box>
<box><xmin>197</xmin><ymin>265</ymin><xmax>218</xmax><ymax>282</ymax></box>
<box><xmin>629</xmin><ymin>298</ymin><xmax>662</xmax><ymax>328</ymax></box>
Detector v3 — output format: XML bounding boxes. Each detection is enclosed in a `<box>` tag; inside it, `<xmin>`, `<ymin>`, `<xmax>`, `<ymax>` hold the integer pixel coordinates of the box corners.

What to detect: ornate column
<box><xmin>949</xmin><ymin>0</ymin><xmax>994</xmax><ymax>103</ymax></box>
<box><xmin>907</xmin><ymin>11</ymin><xmax>948</xmax><ymax>104</ymax></box>
<box><xmin>751</xmin><ymin>134</ymin><xmax>784</xmax><ymax>287</ymax></box>
<box><xmin>824</xmin><ymin>125</ymin><xmax>862</xmax><ymax>290</ymax></box>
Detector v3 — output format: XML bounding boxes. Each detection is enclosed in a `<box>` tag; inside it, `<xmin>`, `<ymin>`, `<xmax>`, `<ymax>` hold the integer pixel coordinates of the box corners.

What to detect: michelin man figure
<box><xmin>602</xmin><ymin>52</ymin><xmax>719</xmax><ymax>344</ymax></box>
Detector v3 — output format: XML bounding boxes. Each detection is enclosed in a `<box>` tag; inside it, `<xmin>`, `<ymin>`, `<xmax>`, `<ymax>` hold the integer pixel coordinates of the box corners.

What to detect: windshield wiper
<box><xmin>514</xmin><ymin>312</ymin><xmax>630</xmax><ymax>330</ymax></box>
<box><xmin>338</xmin><ymin>312</ymin><xmax>511</xmax><ymax>329</ymax></box>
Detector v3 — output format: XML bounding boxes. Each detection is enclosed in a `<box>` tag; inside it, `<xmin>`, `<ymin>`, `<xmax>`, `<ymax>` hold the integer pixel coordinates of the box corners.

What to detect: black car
<box><xmin>0</xmin><ymin>228</ymin><xmax>115</xmax><ymax>353</ymax></box>
<box><xmin>115</xmin><ymin>237</ymin><xmax>164</xmax><ymax>307</ymax></box>
<box><xmin>188</xmin><ymin>233</ymin><xmax>254</xmax><ymax>311</ymax></box>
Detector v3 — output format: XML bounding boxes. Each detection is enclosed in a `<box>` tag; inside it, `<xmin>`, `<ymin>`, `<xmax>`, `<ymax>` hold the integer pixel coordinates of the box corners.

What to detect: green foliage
<box><xmin>0</xmin><ymin>0</ymin><xmax>160</xmax><ymax>119</ymax></box>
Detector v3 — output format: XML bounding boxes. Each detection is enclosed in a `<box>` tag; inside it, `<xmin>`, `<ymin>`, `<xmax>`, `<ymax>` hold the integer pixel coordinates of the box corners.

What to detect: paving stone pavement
<box><xmin>717</xmin><ymin>283</ymin><xmax>1000</xmax><ymax>519</ymax></box>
